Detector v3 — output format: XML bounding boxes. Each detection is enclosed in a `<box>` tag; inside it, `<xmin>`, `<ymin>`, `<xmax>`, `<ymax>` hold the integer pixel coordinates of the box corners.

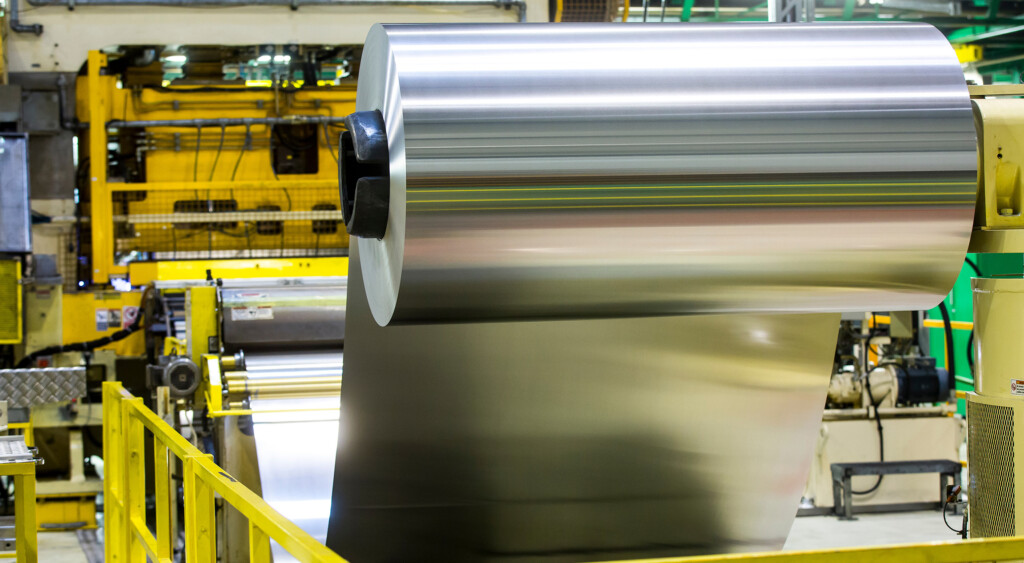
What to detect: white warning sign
<box><xmin>1011</xmin><ymin>379</ymin><xmax>1024</xmax><ymax>396</ymax></box>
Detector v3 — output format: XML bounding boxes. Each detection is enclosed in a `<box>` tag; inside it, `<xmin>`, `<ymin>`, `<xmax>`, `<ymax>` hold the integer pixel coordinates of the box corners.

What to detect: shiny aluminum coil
<box><xmin>348</xmin><ymin>22</ymin><xmax>976</xmax><ymax>326</ymax></box>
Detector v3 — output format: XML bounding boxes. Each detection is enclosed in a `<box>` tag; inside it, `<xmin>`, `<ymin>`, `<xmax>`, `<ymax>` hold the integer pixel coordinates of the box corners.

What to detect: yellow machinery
<box><xmin>178</xmin><ymin>277</ymin><xmax>345</xmax><ymax>562</ymax></box>
<box><xmin>3</xmin><ymin>44</ymin><xmax>357</xmax><ymax>532</ymax></box>
<box><xmin>0</xmin><ymin>262</ymin><xmax>23</xmax><ymax>346</ymax></box>
<box><xmin>81</xmin><ymin>50</ymin><xmax>353</xmax><ymax>287</ymax></box>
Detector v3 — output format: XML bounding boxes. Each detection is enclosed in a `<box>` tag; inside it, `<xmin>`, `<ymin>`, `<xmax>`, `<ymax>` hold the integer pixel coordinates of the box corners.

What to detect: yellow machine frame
<box><xmin>83</xmin><ymin>50</ymin><xmax>354</xmax><ymax>285</ymax></box>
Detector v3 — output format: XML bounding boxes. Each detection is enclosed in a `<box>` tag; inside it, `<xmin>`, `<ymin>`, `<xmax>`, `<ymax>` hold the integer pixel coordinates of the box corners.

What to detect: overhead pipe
<box><xmin>107</xmin><ymin>115</ymin><xmax>347</xmax><ymax>129</ymax></box>
<box><xmin>26</xmin><ymin>0</ymin><xmax>527</xmax><ymax>21</ymax></box>
<box><xmin>10</xmin><ymin>0</ymin><xmax>44</xmax><ymax>35</ymax></box>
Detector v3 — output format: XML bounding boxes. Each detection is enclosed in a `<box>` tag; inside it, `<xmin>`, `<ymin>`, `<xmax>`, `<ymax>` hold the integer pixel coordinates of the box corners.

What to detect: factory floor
<box><xmin>34</xmin><ymin>510</ymin><xmax>959</xmax><ymax>560</ymax></box>
<box><xmin>784</xmin><ymin>510</ymin><xmax>957</xmax><ymax>550</ymax></box>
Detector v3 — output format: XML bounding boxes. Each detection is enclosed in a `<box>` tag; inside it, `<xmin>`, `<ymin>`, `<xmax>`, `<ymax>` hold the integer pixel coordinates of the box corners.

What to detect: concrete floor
<box><xmin>34</xmin><ymin>511</ymin><xmax>961</xmax><ymax>560</ymax></box>
<box><xmin>37</xmin><ymin>530</ymin><xmax>90</xmax><ymax>563</ymax></box>
<box><xmin>785</xmin><ymin>510</ymin><xmax>961</xmax><ymax>551</ymax></box>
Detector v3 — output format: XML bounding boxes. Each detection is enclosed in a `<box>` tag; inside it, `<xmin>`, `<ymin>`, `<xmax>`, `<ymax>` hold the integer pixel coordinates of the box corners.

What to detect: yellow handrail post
<box><xmin>153</xmin><ymin>440</ymin><xmax>174</xmax><ymax>561</ymax></box>
<box><xmin>123</xmin><ymin>398</ymin><xmax>147</xmax><ymax>561</ymax></box>
<box><xmin>249</xmin><ymin>521</ymin><xmax>272</xmax><ymax>563</ymax></box>
<box><xmin>184</xmin><ymin>456</ymin><xmax>217</xmax><ymax>563</ymax></box>
<box><xmin>102</xmin><ymin>382</ymin><xmax>126</xmax><ymax>563</ymax></box>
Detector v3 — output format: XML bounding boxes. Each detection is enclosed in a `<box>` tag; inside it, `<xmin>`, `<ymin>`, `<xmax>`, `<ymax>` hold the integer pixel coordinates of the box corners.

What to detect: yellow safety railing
<box><xmin>102</xmin><ymin>382</ymin><xmax>346</xmax><ymax>563</ymax></box>
<box><xmin>0</xmin><ymin>456</ymin><xmax>36</xmax><ymax>563</ymax></box>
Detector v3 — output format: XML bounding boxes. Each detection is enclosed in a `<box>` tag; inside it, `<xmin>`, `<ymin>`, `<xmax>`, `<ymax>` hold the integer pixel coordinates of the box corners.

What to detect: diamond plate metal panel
<box><xmin>0</xmin><ymin>367</ymin><xmax>86</xmax><ymax>408</ymax></box>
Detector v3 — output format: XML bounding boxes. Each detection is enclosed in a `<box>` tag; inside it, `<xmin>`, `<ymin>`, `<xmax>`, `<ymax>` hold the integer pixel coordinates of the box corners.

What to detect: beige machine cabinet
<box><xmin>969</xmin><ymin>277</ymin><xmax>1024</xmax><ymax>537</ymax></box>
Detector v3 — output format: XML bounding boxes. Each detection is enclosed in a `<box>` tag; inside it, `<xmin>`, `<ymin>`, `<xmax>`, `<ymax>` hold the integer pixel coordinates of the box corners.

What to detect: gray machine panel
<box><xmin>0</xmin><ymin>134</ymin><xmax>31</xmax><ymax>253</ymax></box>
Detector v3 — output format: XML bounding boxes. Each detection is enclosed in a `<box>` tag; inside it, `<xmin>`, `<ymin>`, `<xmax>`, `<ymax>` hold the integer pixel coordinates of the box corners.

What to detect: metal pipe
<box><xmin>821</xmin><ymin>404</ymin><xmax>955</xmax><ymax>421</ymax></box>
<box><xmin>25</xmin><ymin>0</ymin><xmax>527</xmax><ymax>21</ymax></box>
<box><xmin>107</xmin><ymin>116</ymin><xmax>346</xmax><ymax>129</ymax></box>
<box><xmin>226</xmin><ymin>376</ymin><xmax>342</xmax><ymax>398</ymax></box>
<box><xmin>9</xmin><ymin>0</ymin><xmax>43</xmax><ymax>35</ymax></box>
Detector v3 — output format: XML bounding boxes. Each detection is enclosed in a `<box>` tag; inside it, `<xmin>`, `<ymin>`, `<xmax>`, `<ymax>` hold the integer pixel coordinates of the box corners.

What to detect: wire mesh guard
<box><xmin>968</xmin><ymin>400</ymin><xmax>1016</xmax><ymax>538</ymax></box>
<box><xmin>106</xmin><ymin>115</ymin><xmax>350</xmax><ymax>264</ymax></box>
<box><xmin>111</xmin><ymin>185</ymin><xmax>348</xmax><ymax>261</ymax></box>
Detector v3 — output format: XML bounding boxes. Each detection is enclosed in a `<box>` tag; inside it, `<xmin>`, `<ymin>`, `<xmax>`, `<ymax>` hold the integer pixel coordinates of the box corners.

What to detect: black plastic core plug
<box><xmin>339</xmin><ymin>110</ymin><xmax>390</xmax><ymax>239</ymax></box>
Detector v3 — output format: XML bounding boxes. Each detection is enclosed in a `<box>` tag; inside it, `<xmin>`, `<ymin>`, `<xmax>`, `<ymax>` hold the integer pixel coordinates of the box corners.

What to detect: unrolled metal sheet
<box><xmin>331</xmin><ymin>251</ymin><xmax>842</xmax><ymax>561</ymax></box>
<box><xmin>353</xmin><ymin>23</ymin><xmax>975</xmax><ymax>326</ymax></box>
<box><xmin>328</xmin><ymin>22</ymin><xmax>976</xmax><ymax>562</ymax></box>
<box><xmin>246</xmin><ymin>351</ymin><xmax>342</xmax><ymax>562</ymax></box>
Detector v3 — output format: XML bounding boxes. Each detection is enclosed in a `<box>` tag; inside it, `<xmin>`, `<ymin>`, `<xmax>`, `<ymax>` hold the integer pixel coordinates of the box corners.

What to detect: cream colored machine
<box><xmin>969</xmin><ymin>278</ymin><xmax>1024</xmax><ymax>537</ymax></box>
<box><xmin>965</xmin><ymin>88</ymin><xmax>1024</xmax><ymax>539</ymax></box>
<box><xmin>801</xmin><ymin>314</ymin><xmax>963</xmax><ymax>515</ymax></box>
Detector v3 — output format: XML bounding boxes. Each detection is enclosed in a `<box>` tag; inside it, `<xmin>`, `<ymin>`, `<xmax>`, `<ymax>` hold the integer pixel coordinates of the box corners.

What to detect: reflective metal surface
<box><xmin>353</xmin><ymin>23</ymin><xmax>976</xmax><ymax>325</ymax></box>
<box><xmin>328</xmin><ymin>250</ymin><xmax>841</xmax><ymax>562</ymax></box>
<box><xmin>220</xmin><ymin>286</ymin><xmax>346</xmax><ymax>351</ymax></box>
<box><xmin>245</xmin><ymin>351</ymin><xmax>342</xmax><ymax>562</ymax></box>
<box><xmin>0</xmin><ymin>135</ymin><xmax>31</xmax><ymax>254</ymax></box>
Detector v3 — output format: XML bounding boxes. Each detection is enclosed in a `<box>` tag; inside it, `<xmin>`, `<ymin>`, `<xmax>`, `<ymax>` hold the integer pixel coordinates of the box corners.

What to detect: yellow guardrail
<box><xmin>102</xmin><ymin>381</ymin><xmax>346</xmax><ymax>563</ymax></box>
<box><xmin>0</xmin><ymin>457</ymin><xmax>37</xmax><ymax>563</ymax></box>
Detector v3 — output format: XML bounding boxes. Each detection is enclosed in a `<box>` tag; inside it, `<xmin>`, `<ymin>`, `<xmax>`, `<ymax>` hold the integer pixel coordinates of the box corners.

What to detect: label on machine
<box><xmin>231</xmin><ymin>306</ymin><xmax>274</xmax><ymax>321</ymax></box>
<box><xmin>1011</xmin><ymin>379</ymin><xmax>1024</xmax><ymax>396</ymax></box>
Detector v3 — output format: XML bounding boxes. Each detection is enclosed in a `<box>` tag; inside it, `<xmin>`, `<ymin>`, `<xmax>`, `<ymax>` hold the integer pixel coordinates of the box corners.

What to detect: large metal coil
<box><xmin>342</xmin><ymin>22</ymin><xmax>976</xmax><ymax>326</ymax></box>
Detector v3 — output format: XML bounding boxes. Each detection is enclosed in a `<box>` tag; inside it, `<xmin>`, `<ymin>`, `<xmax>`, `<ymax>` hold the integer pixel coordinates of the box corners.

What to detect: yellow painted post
<box><xmin>184</xmin><ymin>456</ymin><xmax>217</xmax><ymax>563</ymax></box>
<box><xmin>123</xmin><ymin>398</ymin><xmax>146</xmax><ymax>561</ymax></box>
<box><xmin>87</xmin><ymin>51</ymin><xmax>112</xmax><ymax>284</ymax></box>
<box><xmin>102</xmin><ymin>383</ymin><xmax>125</xmax><ymax>563</ymax></box>
<box><xmin>249</xmin><ymin>521</ymin><xmax>271</xmax><ymax>563</ymax></box>
<box><xmin>13</xmin><ymin>466</ymin><xmax>37</xmax><ymax>563</ymax></box>
<box><xmin>154</xmin><ymin>440</ymin><xmax>173</xmax><ymax>561</ymax></box>
<box><xmin>187</xmin><ymin>287</ymin><xmax>218</xmax><ymax>367</ymax></box>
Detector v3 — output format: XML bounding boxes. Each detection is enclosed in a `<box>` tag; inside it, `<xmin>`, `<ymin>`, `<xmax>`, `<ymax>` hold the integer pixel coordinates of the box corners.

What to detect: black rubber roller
<box><xmin>339</xmin><ymin>110</ymin><xmax>390</xmax><ymax>239</ymax></box>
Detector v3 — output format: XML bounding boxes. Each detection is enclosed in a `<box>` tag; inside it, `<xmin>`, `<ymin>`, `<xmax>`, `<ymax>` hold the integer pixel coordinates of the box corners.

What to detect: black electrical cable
<box><xmin>852</xmin><ymin>374</ymin><xmax>885</xmax><ymax>495</ymax></box>
<box><xmin>965</xmin><ymin>257</ymin><xmax>982</xmax><ymax>278</ymax></box>
<box><xmin>321</xmin><ymin>122</ymin><xmax>338</xmax><ymax>163</ymax></box>
<box><xmin>15</xmin><ymin>286</ymin><xmax>151</xmax><ymax>369</ymax></box>
<box><xmin>943</xmin><ymin>499</ymin><xmax>965</xmax><ymax>534</ymax></box>
<box><xmin>208</xmin><ymin>126</ymin><xmax>226</xmax><ymax>182</ymax></box>
<box><xmin>937</xmin><ymin>300</ymin><xmax>956</xmax><ymax>399</ymax></box>
<box><xmin>966</xmin><ymin>329</ymin><xmax>975</xmax><ymax>376</ymax></box>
